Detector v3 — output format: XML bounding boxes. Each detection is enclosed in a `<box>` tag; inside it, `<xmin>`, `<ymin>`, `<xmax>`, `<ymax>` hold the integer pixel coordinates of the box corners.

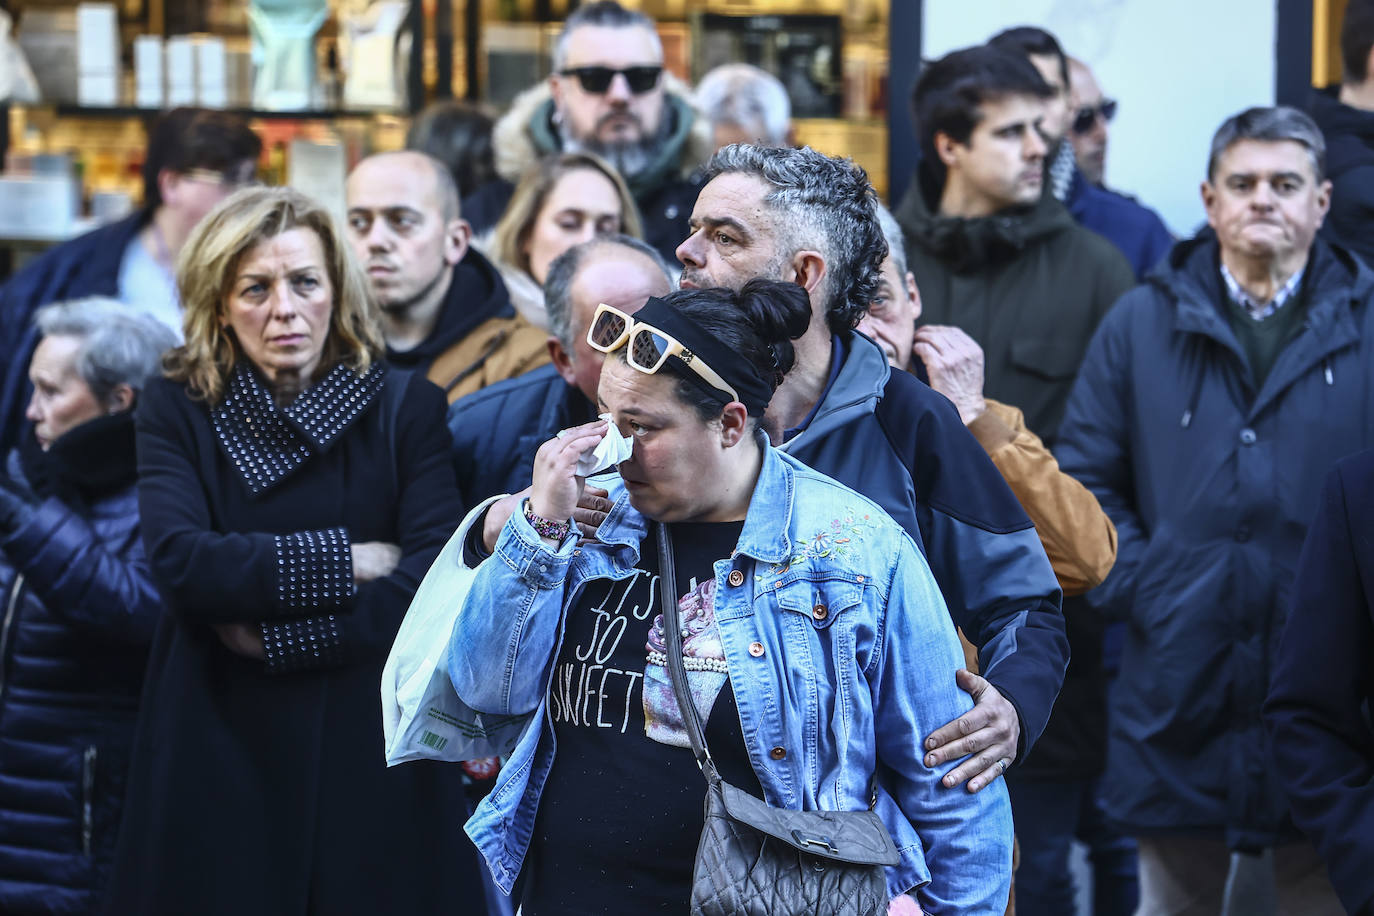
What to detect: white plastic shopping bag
<box><xmin>382</xmin><ymin>495</ymin><xmax>530</xmax><ymax>766</ymax></box>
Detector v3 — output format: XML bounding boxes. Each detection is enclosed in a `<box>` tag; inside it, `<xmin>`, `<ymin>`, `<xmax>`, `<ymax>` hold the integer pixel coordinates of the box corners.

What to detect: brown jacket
<box><xmin>969</xmin><ymin>399</ymin><xmax>1117</xmax><ymax>596</ymax></box>
<box><xmin>425</xmin><ymin>313</ymin><xmax>550</xmax><ymax>403</ymax></box>
<box><xmin>957</xmin><ymin>398</ymin><xmax>1116</xmax><ymax>676</ymax></box>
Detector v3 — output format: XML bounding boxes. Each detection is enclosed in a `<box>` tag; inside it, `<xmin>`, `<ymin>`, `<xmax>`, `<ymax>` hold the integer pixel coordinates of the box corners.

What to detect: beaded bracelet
<box><xmin>524</xmin><ymin>499</ymin><xmax>573</xmax><ymax>542</ymax></box>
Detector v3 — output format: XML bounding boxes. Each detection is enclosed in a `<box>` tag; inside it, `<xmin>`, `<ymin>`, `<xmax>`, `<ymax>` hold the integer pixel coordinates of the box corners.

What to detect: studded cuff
<box><xmin>273</xmin><ymin>527</ymin><xmax>354</xmax><ymax>613</ymax></box>
<box><xmin>260</xmin><ymin>615</ymin><xmax>344</xmax><ymax>673</ymax></box>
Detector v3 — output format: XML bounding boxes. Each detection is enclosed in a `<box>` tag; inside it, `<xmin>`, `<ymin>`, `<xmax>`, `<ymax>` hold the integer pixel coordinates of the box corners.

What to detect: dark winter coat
<box><xmin>385</xmin><ymin>250</ymin><xmax>549</xmax><ymax>403</ymax></box>
<box><xmin>104</xmin><ymin>364</ymin><xmax>485</xmax><ymax>915</ymax></box>
<box><xmin>449</xmin><ymin>335</ymin><xmax>1068</xmax><ymax>758</ymax></box>
<box><xmin>1264</xmin><ymin>448</ymin><xmax>1374</xmax><ymax>916</ymax></box>
<box><xmin>1310</xmin><ymin>87</ymin><xmax>1374</xmax><ymax>269</ymax></box>
<box><xmin>895</xmin><ymin>178</ymin><xmax>1135</xmax><ymax>443</ymax></box>
<box><xmin>0</xmin><ymin>213</ymin><xmax>148</xmax><ymax>455</ymax></box>
<box><xmin>1057</xmin><ymin>232</ymin><xmax>1374</xmax><ymax>849</ymax></box>
<box><xmin>447</xmin><ymin>363</ymin><xmax>593</xmax><ymax>507</ymax></box>
<box><xmin>0</xmin><ymin>413</ymin><xmax>162</xmax><ymax>915</ymax></box>
<box><xmin>1065</xmin><ymin>168</ymin><xmax>1175</xmax><ymax>281</ymax></box>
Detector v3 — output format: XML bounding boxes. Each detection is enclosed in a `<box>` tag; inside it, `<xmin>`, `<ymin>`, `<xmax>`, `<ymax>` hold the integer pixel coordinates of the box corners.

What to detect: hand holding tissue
<box><xmin>576</xmin><ymin>414</ymin><xmax>633</xmax><ymax>477</ymax></box>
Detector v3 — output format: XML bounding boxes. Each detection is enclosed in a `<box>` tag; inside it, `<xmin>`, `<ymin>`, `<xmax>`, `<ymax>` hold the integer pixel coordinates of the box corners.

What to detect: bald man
<box><xmin>346</xmin><ymin>150</ymin><xmax>548</xmax><ymax>402</ymax></box>
<box><xmin>1068</xmin><ymin>58</ymin><xmax>1110</xmax><ymax>186</ymax></box>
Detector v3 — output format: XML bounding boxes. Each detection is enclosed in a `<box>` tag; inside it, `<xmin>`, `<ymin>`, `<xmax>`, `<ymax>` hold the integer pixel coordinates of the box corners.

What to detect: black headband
<box><xmin>632</xmin><ymin>296</ymin><xmax>775</xmax><ymax>416</ymax></box>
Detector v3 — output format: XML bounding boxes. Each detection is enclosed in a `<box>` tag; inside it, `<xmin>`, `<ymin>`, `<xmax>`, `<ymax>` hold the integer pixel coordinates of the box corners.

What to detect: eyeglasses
<box><xmin>1071</xmin><ymin>99</ymin><xmax>1118</xmax><ymax>135</ymax></box>
<box><xmin>559</xmin><ymin>65</ymin><xmax>662</xmax><ymax>95</ymax></box>
<box><xmin>587</xmin><ymin>303</ymin><xmax>739</xmax><ymax>402</ymax></box>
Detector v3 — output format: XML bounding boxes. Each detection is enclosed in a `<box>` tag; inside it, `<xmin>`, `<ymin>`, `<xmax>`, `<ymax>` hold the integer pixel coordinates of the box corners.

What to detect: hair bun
<box><xmin>737</xmin><ymin>278</ymin><xmax>811</xmax><ymax>346</ymax></box>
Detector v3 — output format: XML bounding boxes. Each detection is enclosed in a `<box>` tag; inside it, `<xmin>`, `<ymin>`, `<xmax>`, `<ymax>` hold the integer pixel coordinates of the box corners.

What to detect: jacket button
<box><xmin>749</xmin><ymin>641</ymin><xmax>765</xmax><ymax>657</ymax></box>
<box><xmin>728</xmin><ymin>570</ymin><xmax>745</xmax><ymax>587</ymax></box>
<box><xmin>769</xmin><ymin>746</ymin><xmax>787</xmax><ymax>760</ymax></box>
<box><xmin>1239</xmin><ymin>428</ymin><xmax>1257</xmax><ymax>446</ymax></box>
<box><xmin>812</xmin><ymin>604</ymin><xmax>828</xmax><ymax>621</ymax></box>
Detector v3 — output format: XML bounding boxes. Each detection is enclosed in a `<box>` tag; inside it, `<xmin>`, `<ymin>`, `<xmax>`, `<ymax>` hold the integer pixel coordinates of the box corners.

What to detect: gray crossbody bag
<box><xmin>654</xmin><ymin>522</ymin><xmax>901</xmax><ymax>916</ymax></box>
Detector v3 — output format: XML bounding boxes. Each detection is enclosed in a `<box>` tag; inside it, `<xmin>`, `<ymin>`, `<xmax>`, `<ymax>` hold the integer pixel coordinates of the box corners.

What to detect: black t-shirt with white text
<box><xmin>521</xmin><ymin>521</ymin><xmax>762</xmax><ymax>915</ymax></box>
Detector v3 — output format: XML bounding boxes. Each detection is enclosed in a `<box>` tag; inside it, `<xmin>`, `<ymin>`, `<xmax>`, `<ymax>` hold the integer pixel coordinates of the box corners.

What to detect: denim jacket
<box><xmin>449</xmin><ymin>448</ymin><xmax>1013</xmax><ymax>914</ymax></box>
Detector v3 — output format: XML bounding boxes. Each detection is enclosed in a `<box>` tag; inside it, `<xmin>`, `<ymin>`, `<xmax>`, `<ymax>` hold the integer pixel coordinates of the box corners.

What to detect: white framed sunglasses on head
<box><xmin>586</xmin><ymin>303</ymin><xmax>740</xmax><ymax>403</ymax></box>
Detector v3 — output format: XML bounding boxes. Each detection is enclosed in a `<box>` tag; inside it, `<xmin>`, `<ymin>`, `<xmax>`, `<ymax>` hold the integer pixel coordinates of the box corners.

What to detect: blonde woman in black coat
<box><xmin>105</xmin><ymin>187</ymin><xmax>485</xmax><ymax>915</ymax></box>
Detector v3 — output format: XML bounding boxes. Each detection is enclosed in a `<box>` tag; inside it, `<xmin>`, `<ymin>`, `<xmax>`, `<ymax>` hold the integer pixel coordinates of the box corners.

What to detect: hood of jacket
<box><xmin>894</xmin><ymin>173</ymin><xmax>1078</xmax><ymax>274</ymax></box>
<box><xmin>470</xmin><ymin>230</ymin><xmax>548</xmax><ymax>331</ymax></box>
<box><xmin>780</xmin><ymin>332</ymin><xmax>890</xmax><ymax>453</ymax></box>
<box><xmin>1150</xmin><ymin>227</ymin><xmax>1374</xmax><ymax>320</ymax></box>
<box><xmin>491</xmin><ymin>72</ymin><xmax>714</xmax><ymax>196</ymax></box>
<box><xmin>1309</xmin><ymin>87</ymin><xmax>1374</xmax><ymax>181</ymax></box>
<box><xmin>386</xmin><ymin>248</ymin><xmax>515</xmax><ymax>367</ymax></box>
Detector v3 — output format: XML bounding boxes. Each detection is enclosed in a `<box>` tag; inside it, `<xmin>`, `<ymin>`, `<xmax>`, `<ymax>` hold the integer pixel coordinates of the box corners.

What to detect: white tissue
<box><xmin>576</xmin><ymin>413</ymin><xmax>633</xmax><ymax>476</ymax></box>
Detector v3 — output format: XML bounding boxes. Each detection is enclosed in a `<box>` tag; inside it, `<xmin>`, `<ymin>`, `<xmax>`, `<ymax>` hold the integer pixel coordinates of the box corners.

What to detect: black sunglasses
<box><xmin>560</xmin><ymin>65</ymin><xmax>662</xmax><ymax>95</ymax></box>
<box><xmin>1072</xmin><ymin>99</ymin><xmax>1118</xmax><ymax>135</ymax></box>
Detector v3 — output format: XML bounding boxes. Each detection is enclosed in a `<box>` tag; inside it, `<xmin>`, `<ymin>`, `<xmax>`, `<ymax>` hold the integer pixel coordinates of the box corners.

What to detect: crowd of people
<box><xmin>0</xmin><ymin>1</ymin><xmax>1373</xmax><ymax>914</ymax></box>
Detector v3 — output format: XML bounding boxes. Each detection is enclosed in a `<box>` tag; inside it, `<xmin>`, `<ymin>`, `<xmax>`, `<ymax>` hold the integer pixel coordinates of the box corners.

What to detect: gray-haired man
<box><xmin>674</xmin><ymin>143</ymin><xmax>1062</xmax><ymax>910</ymax></box>
<box><xmin>1058</xmin><ymin>105</ymin><xmax>1374</xmax><ymax>913</ymax></box>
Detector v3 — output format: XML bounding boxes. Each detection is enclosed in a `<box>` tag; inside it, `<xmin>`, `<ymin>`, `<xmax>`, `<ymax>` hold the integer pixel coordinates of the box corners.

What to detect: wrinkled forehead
<box><xmin>1213</xmin><ymin>138</ymin><xmax>1320</xmax><ymax>182</ymax></box>
<box><xmin>562</xmin><ymin>24</ymin><xmax>662</xmax><ymax>68</ymax></box>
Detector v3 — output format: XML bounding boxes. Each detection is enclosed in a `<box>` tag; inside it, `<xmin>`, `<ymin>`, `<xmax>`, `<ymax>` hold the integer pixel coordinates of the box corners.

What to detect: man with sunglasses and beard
<box><xmin>990</xmin><ymin>28</ymin><xmax>1173</xmax><ymax>281</ymax></box>
<box><xmin>463</xmin><ymin>1</ymin><xmax>713</xmax><ymax>264</ymax></box>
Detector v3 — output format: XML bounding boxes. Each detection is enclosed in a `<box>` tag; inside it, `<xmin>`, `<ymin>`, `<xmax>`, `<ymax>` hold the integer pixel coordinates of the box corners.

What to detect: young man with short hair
<box><xmin>896</xmin><ymin>44</ymin><xmax>1134</xmax><ymax>444</ymax></box>
<box><xmin>346</xmin><ymin>150</ymin><xmax>548</xmax><ymax>402</ymax></box>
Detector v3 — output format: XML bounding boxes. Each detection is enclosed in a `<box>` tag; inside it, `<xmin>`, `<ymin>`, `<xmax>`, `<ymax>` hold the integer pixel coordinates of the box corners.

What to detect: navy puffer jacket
<box><xmin>1058</xmin><ymin>231</ymin><xmax>1374</xmax><ymax>849</ymax></box>
<box><xmin>0</xmin><ymin>444</ymin><xmax>162</xmax><ymax>914</ymax></box>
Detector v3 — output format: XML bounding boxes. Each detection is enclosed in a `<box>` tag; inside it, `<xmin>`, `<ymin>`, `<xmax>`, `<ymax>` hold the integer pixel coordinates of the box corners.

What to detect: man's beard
<box><xmin>563</xmin><ymin>108</ymin><xmax>674</xmax><ymax>182</ymax></box>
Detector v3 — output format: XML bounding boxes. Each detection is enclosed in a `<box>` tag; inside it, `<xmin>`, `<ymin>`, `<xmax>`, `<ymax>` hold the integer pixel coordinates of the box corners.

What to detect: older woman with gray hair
<box><xmin>0</xmin><ymin>298</ymin><xmax>174</xmax><ymax>914</ymax></box>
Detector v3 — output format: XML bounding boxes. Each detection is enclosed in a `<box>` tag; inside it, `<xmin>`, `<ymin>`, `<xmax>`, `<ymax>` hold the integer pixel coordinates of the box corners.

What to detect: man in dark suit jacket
<box><xmin>1265</xmin><ymin>449</ymin><xmax>1374</xmax><ymax>916</ymax></box>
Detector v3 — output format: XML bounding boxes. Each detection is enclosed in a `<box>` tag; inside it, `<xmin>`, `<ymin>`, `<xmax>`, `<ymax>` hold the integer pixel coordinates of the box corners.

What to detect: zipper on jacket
<box><xmin>0</xmin><ymin>574</ymin><xmax>23</xmax><ymax>699</ymax></box>
<box><xmin>81</xmin><ymin>745</ymin><xmax>97</xmax><ymax>856</ymax></box>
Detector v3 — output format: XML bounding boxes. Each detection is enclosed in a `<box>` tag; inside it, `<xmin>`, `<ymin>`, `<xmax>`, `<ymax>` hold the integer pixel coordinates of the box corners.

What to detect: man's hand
<box><xmin>574</xmin><ymin>486</ymin><xmax>612</xmax><ymax>542</ymax></box>
<box><xmin>481</xmin><ymin>483</ymin><xmax>614</xmax><ymax>552</ymax></box>
<box><xmin>212</xmin><ymin>623</ymin><xmax>265</xmax><ymax>660</ymax></box>
<box><xmin>924</xmin><ymin>669</ymin><xmax>1020</xmax><ymax>793</ymax></box>
<box><xmin>912</xmin><ymin>325</ymin><xmax>987</xmax><ymax>426</ymax></box>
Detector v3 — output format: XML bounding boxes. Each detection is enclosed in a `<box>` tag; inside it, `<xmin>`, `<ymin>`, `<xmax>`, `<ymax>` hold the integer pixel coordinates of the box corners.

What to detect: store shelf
<box><xmin>46</xmin><ymin>105</ymin><xmax>400</xmax><ymax>121</ymax></box>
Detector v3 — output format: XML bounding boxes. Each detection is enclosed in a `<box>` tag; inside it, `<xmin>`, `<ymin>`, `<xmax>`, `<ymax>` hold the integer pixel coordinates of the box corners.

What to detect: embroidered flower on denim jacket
<box><xmin>759</xmin><ymin>509</ymin><xmax>877</xmax><ymax>579</ymax></box>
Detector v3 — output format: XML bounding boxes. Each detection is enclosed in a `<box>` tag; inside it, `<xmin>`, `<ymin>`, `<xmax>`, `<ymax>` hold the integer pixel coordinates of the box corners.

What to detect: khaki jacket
<box><xmin>969</xmin><ymin>399</ymin><xmax>1117</xmax><ymax>596</ymax></box>
<box><xmin>425</xmin><ymin>314</ymin><xmax>550</xmax><ymax>404</ymax></box>
<box><xmin>959</xmin><ymin>398</ymin><xmax>1117</xmax><ymax>675</ymax></box>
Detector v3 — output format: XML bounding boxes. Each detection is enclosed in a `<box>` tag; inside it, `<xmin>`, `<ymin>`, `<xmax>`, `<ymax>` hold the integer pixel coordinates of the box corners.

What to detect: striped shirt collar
<box><xmin>1220</xmin><ymin>263</ymin><xmax>1305</xmax><ymax>321</ymax></box>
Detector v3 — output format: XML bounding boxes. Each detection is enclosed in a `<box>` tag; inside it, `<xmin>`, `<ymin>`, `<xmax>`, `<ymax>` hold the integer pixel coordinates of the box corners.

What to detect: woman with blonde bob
<box><xmin>105</xmin><ymin>187</ymin><xmax>487</xmax><ymax>914</ymax></box>
<box><xmin>480</xmin><ymin>151</ymin><xmax>644</xmax><ymax>329</ymax></box>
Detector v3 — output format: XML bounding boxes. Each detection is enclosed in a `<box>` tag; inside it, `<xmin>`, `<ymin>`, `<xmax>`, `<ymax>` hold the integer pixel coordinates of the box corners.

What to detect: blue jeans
<box><xmin>1007</xmin><ymin>774</ymin><xmax>1138</xmax><ymax>916</ymax></box>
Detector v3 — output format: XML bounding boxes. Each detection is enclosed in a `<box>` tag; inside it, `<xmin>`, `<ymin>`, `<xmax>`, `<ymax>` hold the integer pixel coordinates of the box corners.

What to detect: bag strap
<box><xmin>655</xmin><ymin>521</ymin><xmax>718</xmax><ymax>783</ymax></box>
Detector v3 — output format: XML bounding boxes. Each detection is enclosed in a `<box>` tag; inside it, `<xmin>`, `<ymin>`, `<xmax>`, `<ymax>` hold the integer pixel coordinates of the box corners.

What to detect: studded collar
<box><xmin>212</xmin><ymin>360</ymin><xmax>386</xmax><ymax>495</ymax></box>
